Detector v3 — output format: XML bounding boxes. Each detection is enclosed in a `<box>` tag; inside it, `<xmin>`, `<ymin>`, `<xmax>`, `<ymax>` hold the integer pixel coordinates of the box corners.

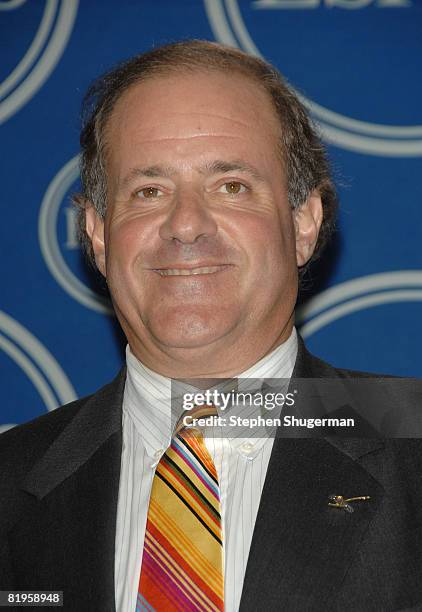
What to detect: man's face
<box><xmin>87</xmin><ymin>70</ymin><xmax>321</xmax><ymax>375</ymax></box>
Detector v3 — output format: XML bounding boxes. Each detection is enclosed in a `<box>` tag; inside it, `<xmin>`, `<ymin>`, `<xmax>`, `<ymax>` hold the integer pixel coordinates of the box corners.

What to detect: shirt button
<box><xmin>241</xmin><ymin>442</ymin><xmax>254</xmax><ymax>453</ymax></box>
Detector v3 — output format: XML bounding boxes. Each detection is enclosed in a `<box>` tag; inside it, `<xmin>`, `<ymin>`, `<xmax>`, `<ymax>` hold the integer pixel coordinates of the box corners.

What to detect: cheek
<box><xmin>239</xmin><ymin>215</ymin><xmax>296</xmax><ymax>275</ymax></box>
<box><xmin>105</xmin><ymin>216</ymin><xmax>154</xmax><ymax>268</ymax></box>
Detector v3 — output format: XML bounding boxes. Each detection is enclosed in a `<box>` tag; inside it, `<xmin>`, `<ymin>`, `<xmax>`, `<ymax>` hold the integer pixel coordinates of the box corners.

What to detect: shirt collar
<box><xmin>123</xmin><ymin>328</ymin><xmax>298</xmax><ymax>460</ymax></box>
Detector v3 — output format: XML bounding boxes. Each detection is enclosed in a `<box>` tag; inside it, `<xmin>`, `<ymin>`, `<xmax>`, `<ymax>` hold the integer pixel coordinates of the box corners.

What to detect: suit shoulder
<box><xmin>305</xmin><ymin>349</ymin><xmax>397</xmax><ymax>380</ymax></box>
<box><xmin>0</xmin><ymin>369</ymin><xmax>125</xmax><ymax>473</ymax></box>
<box><xmin>0</xmin><ymin>395</ymin><xmax>90</xmax><ymax>472</ymax></box>
<box><xmin>295</xmin><ymin>335</ymin><xmax>398</xmax><ymax>380</ymax></box>
<box><xmin>327</xmin><ymin>362</ymin><xmax>394</xmax><ymax>380</ymax></box>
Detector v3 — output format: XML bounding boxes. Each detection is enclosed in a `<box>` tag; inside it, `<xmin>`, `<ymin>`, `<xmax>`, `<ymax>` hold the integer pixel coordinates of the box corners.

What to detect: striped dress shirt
<box><xmin>114</xmin><ymin>328</ymin><xmax>298</xmax><ymax>612</ymax></box>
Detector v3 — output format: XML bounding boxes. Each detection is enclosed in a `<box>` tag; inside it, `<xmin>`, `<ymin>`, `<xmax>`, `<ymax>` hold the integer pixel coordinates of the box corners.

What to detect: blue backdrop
<box><xmin>1</xmin><ymin>0</ymin><xmax>421</xmax><ymax>432</ymax></box>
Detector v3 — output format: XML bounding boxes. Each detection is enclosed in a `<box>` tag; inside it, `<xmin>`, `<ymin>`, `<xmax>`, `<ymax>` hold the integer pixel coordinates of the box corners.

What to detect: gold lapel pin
<box><xmin>328</xmin><ymin>494</ymin><xmax>371</xmax><ymax>513</ymax></box>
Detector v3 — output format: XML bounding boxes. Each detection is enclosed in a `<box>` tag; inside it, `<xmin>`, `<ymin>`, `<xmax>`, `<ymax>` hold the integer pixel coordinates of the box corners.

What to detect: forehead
<box><xmin>104</xmin><ymin>70</ymin><xmax>282</xmax><ymax>172</ymax></box>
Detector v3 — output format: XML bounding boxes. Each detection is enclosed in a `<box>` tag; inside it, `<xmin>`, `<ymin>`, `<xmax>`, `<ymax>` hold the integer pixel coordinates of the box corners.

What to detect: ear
<box><xmin>293</xmin><ymin>190</ymin><xmax>323</xmax><ymax>267</ymax></box>
<box><xmin>85</xmin><ymin>204</ymin><xmax>106</xmax><ymax>277</ymax></box>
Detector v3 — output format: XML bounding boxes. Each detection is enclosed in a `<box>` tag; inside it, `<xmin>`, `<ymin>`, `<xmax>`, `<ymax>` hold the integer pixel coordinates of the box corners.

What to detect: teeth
<box><xmin>157</xmin><ymin>266</ymin><xmax>226</xmax><ymax>276</ymax></box>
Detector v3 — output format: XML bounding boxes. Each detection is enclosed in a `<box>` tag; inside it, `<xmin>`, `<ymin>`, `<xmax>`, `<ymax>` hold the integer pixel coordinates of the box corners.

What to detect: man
<box><xmin>1</xmin><ymin>40</ymin><xmax>421</xmax><ymax>612</ymax></box>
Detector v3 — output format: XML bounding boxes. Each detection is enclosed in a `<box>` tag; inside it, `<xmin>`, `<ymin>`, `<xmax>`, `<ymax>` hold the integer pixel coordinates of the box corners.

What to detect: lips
<box><xmin>153</xmin><ymin>265</ymin><xmax>230</xmax><ymax>277</ymax></box>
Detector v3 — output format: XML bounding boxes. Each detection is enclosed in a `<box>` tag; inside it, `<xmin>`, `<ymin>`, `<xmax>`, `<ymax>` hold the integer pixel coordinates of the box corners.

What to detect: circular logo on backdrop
<box><xmin>296</xmin><ymin>270</ymin><xmax>422</xmax><ymax>375</ymax></box>
<box><xmin>38</xmin><ymin>155</ymin><xmax>113</xmax><ymax>314</ymax></box>
<box><xmin>0</xmin><ymin>0</ymin><xmax>79</xmax><ymax>125</ymax></box>
<box><xmin>204</xmin><ymin>0</ymin><xmax>422</xmax><ymax>156</ymax></box>
<box><xmin>0</xmin><ymin>310</ymin><xmax>77</xmax><ymax>433</ymax></box>
<box><xmin>297</xmin><ymin>270</ymin><xmax>422</xmax><ymax>336</ymax></box>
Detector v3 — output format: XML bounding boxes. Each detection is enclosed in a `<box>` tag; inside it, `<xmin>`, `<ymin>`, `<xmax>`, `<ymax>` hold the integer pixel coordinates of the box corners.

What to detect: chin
<box><xmin>148</xmin><ymin>308</ymin><xmax>237</xmax><ymax>350</ymax></box>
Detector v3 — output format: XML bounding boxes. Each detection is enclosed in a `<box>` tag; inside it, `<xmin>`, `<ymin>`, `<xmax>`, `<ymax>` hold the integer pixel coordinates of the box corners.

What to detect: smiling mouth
<box><xmin>154</xmin><ymin>265</ymin><xmax>230</xmax><ymax>277</ymax></box>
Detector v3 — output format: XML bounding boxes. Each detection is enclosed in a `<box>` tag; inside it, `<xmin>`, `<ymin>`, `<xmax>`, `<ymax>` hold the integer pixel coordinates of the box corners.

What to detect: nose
<box><xmin>159</xmin><ymin>189</ymin><xmax>218</xmax><ymax>244</ymax></box>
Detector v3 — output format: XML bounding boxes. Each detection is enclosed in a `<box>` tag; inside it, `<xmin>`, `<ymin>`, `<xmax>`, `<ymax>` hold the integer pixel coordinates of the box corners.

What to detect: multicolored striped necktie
<box><xmin>137</xmin><ymin>406</ymin><xmax>224</xmax><ymax>611</ymax></box>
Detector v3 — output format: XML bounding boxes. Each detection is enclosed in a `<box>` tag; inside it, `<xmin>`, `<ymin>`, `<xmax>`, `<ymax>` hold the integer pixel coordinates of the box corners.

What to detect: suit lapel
<box><xmin>239</xmin><ymin>338</ymin><xmax>386</xmax><ymax>611</ymax></box>
<box><xmin>239</xmin><ymin>437</ymin><xmax>384</xmax><ymax>611</ymax></box>
<box><xmin>9</xmin><ymin>369</ymin><xmax>126</xmax><ymax>612</ymax></box>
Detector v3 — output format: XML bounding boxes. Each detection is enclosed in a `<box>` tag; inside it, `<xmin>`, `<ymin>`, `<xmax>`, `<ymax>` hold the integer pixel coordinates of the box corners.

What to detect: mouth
<box><xmin>153</xmin><ymin>264</ymin><xmax>231</xmax><ymax>277</ymax></box>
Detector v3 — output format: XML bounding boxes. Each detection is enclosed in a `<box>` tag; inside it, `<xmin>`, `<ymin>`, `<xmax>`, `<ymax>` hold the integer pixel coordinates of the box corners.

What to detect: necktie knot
<box><xmin>174</xmin><ymin>403</ymin><xmax>219</xmax><ymax>438</ymax></box>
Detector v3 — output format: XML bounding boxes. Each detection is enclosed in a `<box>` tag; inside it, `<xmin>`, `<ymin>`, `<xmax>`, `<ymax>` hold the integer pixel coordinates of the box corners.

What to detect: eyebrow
<box><xmin>118</xmin><ymin>159</ymin><xmax>266</xmax><ymax>190</ymax></box>
<box><xmin>200</xmin><ymin>160</ymin><xmax>265</xmax><ymax>182</ymax></box>
<box><xmin>118</xmin><ymin>165</ymin><xmax>176</xmax><ymax>190</ymax></box>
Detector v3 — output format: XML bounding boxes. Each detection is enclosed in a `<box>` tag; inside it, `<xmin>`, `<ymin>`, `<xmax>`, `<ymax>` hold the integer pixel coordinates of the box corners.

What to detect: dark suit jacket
<box><xmin>1</xmin><ymin>338</ymin><xmax>422</xmax><ymax>611</ymax></box>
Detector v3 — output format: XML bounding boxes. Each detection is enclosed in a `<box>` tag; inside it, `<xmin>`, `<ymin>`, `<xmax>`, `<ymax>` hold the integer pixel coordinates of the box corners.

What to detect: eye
<box><xmin>219</xmin><ymin>181</ymin><xmax>247</xmax><ymax>195</ymax></box>
<box><xmin>136</xmin><ymin>186</ymin><xmax>163</xmax><ymax>199</ymax></box>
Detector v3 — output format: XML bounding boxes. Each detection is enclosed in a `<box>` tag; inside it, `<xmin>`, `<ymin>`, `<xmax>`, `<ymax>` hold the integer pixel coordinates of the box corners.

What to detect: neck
<box><xmin>127</xmin><ymin>315</ymin><xmax>295</xmax><ymax>379</ymax></box>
